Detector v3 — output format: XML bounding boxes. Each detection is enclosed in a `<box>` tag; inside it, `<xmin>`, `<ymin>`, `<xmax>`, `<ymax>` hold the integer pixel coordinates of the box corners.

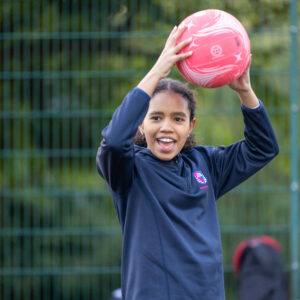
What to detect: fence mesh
<box><xmin>0</xmin><ymin>0</ymin><xmax>299</xmax><ymax>299</ymax></box>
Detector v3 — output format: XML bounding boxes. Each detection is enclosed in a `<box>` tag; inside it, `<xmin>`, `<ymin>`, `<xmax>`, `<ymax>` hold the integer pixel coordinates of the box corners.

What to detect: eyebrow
<box><xmin>149</xmin><ymin>111</ymin><xmax>188</xmax><ymax>117</ymax></box>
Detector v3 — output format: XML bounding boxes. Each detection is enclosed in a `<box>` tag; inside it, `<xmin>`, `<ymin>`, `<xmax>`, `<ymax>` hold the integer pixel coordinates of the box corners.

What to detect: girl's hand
<box><xmin>137</xmin><ymin>25</ymin><xmax>192</xmax><ymax>96</ymax></box>
<box><xmin>151</xmin><ymin>25</ymin><xmax>193</xmax><ymax>79</ymax></box>
<box><xmin>228</xmin><ymin>57</ymin><xmax>252</xmax><ymax>93</ymax></box>
<box><xmin>228</xmin><ymin>56</ymin><xmax>259</xmax><ymax>108</ymax></box>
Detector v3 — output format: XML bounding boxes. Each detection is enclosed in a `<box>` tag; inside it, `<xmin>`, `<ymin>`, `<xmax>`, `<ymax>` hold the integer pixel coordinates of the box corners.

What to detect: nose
<box><xmin>160</xmin><ymin>118</ymin><xmax>173</xmax><ymax>132</ymax></box>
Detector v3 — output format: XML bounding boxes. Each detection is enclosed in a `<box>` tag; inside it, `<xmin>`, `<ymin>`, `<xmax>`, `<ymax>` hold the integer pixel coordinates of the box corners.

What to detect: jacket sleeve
<box><xmin>204</xmin><ymin>101</ymin><xmax>279</xmax><ymax>199</ymax></box>
<box><xmin>96</xmin><ymin>88</ymin><xmax>150</xmax><ymax>193</ymax></box>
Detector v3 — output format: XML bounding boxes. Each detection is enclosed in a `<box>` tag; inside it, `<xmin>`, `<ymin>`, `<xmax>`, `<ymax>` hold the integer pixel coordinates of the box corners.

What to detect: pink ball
<box><xmin>176</xmin><ymin>9</ymin><xmax>251</xmax><ymax>88</ymax></box>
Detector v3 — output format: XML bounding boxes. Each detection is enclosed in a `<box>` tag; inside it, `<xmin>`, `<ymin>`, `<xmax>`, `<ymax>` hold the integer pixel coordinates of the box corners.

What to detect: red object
<box><xmin>232</xmin><ymin>235</ymin><xmax>281</xmax><ymax>275</ymax></box>
<box><xmin>176</xmin><ymin>9</ymin><xmax>251</xmax><ymax>88</ymax></box>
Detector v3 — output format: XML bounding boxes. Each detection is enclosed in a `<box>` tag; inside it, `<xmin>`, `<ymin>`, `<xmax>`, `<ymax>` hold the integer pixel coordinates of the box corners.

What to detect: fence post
<box><xmin>289</xmin><ymin>0</ymin><xmax>299</xmax><ymax>299</ymax></box>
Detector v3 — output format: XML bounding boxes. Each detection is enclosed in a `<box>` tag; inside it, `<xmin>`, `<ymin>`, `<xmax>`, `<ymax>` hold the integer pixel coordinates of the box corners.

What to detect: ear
<box><xmin>138</xmin><ymin>123</ymin><xmax>144</xmax><ymax>135</ymax></box>
<box><xmin>189</xmin><ymin>119</ymin><xmax>196</xmax><ymax>134</ymax></box>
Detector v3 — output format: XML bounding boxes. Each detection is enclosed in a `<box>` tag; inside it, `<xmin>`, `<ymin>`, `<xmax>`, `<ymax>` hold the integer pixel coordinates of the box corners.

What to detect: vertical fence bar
<box><xmin>289</xmin><ymin>0</ymin><xmax>299</xmax><ymax>299</ymax></box>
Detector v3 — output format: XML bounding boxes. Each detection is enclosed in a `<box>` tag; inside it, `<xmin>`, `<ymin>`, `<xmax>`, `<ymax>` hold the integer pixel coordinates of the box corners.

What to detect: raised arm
<box><xmin>96</xmin><ymin>25</ymin><xmax>192</xmax><ymax>193</ymax></box>
<box><xmin>208</xmin><ymin>102</ymin><xmax>279</xmax><ymax>199</ymax></box>
<box><xmin>206</xmin><ymin>60</ymin><xmax>279</xmax><ymax>198</ymax></box>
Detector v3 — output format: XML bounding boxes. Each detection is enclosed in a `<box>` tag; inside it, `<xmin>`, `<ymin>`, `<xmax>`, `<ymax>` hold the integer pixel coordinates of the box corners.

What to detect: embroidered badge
<box><xmin>193</xmin><ymin>171</ymin><xmax>207</xmax><ymax>184</ymax></box>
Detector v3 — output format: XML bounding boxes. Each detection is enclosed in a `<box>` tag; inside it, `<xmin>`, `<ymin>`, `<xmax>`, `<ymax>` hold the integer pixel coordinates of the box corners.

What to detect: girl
<box><xmin>96</xmin><ymin>25</ymin><xmax>279</xmax><ymax>300</ymax></box>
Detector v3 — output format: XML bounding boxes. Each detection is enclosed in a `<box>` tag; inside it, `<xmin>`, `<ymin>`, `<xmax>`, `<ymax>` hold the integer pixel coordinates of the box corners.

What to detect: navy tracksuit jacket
<box><xmin>96</xmin><ymin>87</ymin><xmax>279</xmax><ymax>300</ymax></box>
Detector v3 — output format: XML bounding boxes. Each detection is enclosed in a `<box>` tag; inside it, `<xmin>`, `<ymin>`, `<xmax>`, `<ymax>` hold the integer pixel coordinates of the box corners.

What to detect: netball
<box><xmin>176</xmin><ymin>9</ymin><xmax>251</xmax><ymax>88</ymax></box>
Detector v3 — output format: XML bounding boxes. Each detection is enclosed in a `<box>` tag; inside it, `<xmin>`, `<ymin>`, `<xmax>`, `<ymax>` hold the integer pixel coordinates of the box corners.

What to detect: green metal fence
<box><xmin>0</xmin><ymin>0</ymin><xmax>299</xmax><ymax>299</ymax></box>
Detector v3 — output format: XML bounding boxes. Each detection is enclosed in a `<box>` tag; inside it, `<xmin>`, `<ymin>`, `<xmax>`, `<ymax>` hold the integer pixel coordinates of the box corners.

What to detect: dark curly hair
<box><xmin>134</xmin><ymin>78</ymin><xmax>197</xmax><ymax>152</ymax></box>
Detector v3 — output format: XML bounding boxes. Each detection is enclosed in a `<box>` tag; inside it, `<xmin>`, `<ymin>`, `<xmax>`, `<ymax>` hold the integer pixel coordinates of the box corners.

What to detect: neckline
<box><xmin>136</xmin><ymin>146</ymin><xmax>181</xmax><ymax>165</ymax></box>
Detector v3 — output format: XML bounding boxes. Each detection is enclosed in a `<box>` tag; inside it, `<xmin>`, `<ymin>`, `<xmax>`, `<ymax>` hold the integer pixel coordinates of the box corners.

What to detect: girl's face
<box><xmin>140</xmin><ymin>91</ymin><xmax>196</xmax><ymax>161</ymax></box>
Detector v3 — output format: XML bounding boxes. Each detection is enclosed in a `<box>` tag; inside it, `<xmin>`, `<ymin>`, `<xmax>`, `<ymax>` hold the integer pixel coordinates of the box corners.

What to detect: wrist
<box><xmin>236</xmin><ymin>88</ymin><xmax>252</xmax><ymax>98</ymax></box>
<box><xmin>137</xmin><ymin>69</ymin><xmax>163</xmax><ymax>97</ymax></box>
<box><xmin>237</xmin><ymin>89</ymin><xmax>260</xmax><ymax>108</ymax></box>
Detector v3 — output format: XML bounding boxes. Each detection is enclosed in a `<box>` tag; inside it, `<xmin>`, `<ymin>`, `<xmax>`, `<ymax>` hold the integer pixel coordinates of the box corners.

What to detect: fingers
<box><xmin>156</xmin><ymin>24</ymin><xmax>192</xmax><ymax>74</ymax></box>
<box><xmin>170</xmin><ymin>25</ymin><xmax>193</xmax><ymax>62</ymax></box>
<box><xmin>166</xmin><ymin>24</ymin><xmax>187</xmax><ymax>46</ymax></box>
<box><xmin>176</xmin><ymin>51</ymin><xmax>193</xmax><ymax>61</ymax></box>
<box><xmin>248</xmin><ymin>54</ymin><xmax>252</xmax><ymax>66</ymax></box>
<box><xmin>165</xmin><ymin>25</ymin><xmax>178</xmax><ymax>45</ymax></box>
<box><xmin>173</xmin><ymin>24</ymin><xmax>187</xmax><ymax>40</ymax></box>
<box><xmin>244</xmin><ymin>55</ymin><xmax>252</xmax><ymax>72</ymax></box>
<box><xmin>241</xmin><ymin>58</ymin><xmax>251</xmax><ymax>79</ymax></box>
<box><xmin>174</xmin><ymin>36</ymin><xmax>192</xmax><ymax>53</ymax></box>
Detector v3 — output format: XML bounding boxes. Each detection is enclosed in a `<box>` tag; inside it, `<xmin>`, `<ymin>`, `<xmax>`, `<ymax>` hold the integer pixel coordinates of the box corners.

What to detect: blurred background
<box><xmin>0</xmin><ymin>0</ymin><xmax>299</xmax><ymax>299</ymax></box>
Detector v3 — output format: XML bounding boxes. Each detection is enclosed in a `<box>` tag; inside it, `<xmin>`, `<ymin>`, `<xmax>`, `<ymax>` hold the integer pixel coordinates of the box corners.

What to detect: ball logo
<box><xmin>193</xmin><ymin>171</ymin><xmax>207</xmax><ymax>184</ymax></box>
<box><xmin>210</xmin><ymin>45</ymin><xmax>223</xmax><ymax>57</ymax></box>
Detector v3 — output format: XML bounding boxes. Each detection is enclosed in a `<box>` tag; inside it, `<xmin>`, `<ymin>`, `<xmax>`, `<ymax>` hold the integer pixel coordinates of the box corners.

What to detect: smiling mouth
<box><xmin>156</xmin><ymin>138</ymin><xmax>176</xmax><ymax>153</ymax></box>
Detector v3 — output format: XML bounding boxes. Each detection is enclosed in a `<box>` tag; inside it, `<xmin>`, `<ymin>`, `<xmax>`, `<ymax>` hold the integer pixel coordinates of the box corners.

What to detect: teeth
<box><xmin>159</xmin><ymin>138</ymin><xmax>173</xmax><ymax>142</ymax></box>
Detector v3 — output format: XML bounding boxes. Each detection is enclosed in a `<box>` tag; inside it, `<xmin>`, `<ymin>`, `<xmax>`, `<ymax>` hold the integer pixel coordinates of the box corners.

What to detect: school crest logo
<box><xmin>193</xmin><ymin>171</ymin><xmax>207</xmax><ymax>184</ymax></box>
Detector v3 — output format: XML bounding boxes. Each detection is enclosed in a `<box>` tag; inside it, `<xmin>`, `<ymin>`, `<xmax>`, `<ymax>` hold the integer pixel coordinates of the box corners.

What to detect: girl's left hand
<box><xmin>228</xmin><ymin>56</ymin><xmax>252</xmax><ymax>93</ymax></box>
<box><xmin>228</xmin><ymin>56</ymin><xmax>259</xmax><ymax>108</ymax></box>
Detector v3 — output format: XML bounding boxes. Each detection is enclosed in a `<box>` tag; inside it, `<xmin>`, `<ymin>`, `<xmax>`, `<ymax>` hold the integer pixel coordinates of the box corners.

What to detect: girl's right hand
<box><xmin>151</xmin><ymin>25</ymin><xmax>193</xmax><ymax>79</ymax></box>
<box><xmin>137</xmin><ymin>25</ymin><xmax>192</xmax><ymax>96</ymax></box>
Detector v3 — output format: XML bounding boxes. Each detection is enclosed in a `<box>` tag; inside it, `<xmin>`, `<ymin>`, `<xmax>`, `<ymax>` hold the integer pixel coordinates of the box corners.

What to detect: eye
<box><xmin>174</xmin><ymin>117</ymin><xmax>185</xmax><ymax>122</ymax></box>
<box><xmin>150</xmin><ymin>116</ymin><xmax>161</xmax><ymax>121</ymax></box>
